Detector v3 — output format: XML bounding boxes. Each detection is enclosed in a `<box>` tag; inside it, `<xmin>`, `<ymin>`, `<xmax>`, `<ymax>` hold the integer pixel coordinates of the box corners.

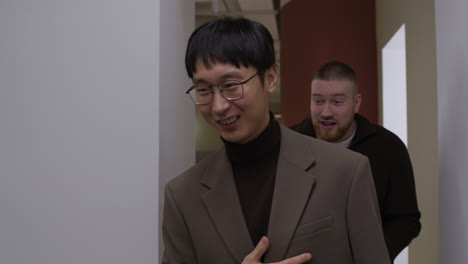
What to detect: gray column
<box><xmin>436</xmin><ymin>0</ymin><xmax>468</xmax><ymax>263</ymax></box>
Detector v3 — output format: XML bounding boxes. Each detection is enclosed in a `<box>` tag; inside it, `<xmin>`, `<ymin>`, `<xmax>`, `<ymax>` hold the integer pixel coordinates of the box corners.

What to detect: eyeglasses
<box><xmin>186</xmin><ymin>72</ymin><xmax>258</xmax><ymax>105</ymax></box>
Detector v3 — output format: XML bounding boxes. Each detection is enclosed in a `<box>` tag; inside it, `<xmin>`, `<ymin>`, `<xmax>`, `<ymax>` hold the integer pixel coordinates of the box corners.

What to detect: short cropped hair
<box><xmin>185</xmin><ymin>16</ymin><xmax>276</xmax><ymax>81</ymax></box>
<box><xmin>313</xmin><ymin>61</ymin><xmax>358</xmax><ymax>94</ymax></box>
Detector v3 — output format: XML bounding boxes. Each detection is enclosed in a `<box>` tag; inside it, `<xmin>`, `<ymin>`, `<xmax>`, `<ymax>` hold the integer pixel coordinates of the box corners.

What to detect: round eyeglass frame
<box><xmin>185</xmin><ymin>72</ymin><xmax>258</xmax><ymax>105</ymax></box>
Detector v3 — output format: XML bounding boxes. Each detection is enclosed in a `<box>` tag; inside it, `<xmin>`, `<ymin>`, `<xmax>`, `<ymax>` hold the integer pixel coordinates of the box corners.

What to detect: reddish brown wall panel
<box><xmin>280</xmin><ymin>0</ymin><xmax>378</xmax><ymax>126</ymax></box>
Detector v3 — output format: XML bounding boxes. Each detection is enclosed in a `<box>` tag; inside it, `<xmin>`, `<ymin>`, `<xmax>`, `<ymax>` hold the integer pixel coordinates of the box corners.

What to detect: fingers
<box><xmin>242</xmin><ymin>236</ymin><xmax>269</xmax><ymax>264</ymax></box>
<box><xmin>252</xmin><ymin>236</ymin><xmax>270</xmax><ymax>261</ymax></box>
<box><xmin>280</xmin><ymin>253</ymin><xmax>312</xmax><ymax>264</ymax></box>
<box><xmin>242</xmin><ymin>237</ymin><xmax>312</xmax><ymax>264</ymax></box>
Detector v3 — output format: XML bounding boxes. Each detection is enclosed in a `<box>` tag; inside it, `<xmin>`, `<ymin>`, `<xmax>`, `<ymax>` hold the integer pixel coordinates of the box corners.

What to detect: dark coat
<box><xmin>291</xmin><ymin>114</ymin><xmax>421</xmax><ymax>260</ymax></box>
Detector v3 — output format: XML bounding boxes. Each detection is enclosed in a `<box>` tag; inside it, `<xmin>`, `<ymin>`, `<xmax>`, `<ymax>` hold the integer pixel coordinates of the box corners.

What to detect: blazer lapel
<box><xmin>264</xmin><ymin>125</ymin><xmax>316</xmax><ymax>262</ymax></box>
<box><xmin>201</xmin><ymin>149</ymin><xmax>253</xmax><ymax>263</ymax></box>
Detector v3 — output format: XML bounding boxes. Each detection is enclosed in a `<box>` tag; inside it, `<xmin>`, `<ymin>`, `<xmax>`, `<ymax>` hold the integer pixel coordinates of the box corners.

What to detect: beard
<box><xmin>312</xmin><ymin>119</ymin><xmax>354</xmax><ymax>142</ymax></box>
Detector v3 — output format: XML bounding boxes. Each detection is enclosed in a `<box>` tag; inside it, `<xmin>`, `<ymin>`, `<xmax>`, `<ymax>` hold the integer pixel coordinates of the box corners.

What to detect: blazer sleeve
<box><xmin>161</xmin><ymin>184</ymin><xmax>198</xmax><ymax>264</ymax></box>
<box><xmin>347</xmin><ymin>156</ymin><xmax>391</xmax><ymax>264</ymax></box>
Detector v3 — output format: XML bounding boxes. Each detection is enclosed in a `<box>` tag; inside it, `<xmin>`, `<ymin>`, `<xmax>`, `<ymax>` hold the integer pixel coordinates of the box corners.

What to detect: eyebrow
<box><xmin>192</xmin><ymin>72</ymin><xmax>245</xmax><ymax>85</ymax></box>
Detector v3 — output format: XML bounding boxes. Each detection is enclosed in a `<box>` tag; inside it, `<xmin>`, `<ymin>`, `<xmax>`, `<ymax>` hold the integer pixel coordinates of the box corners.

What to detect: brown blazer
<box><xmin>162</xmin><ymin>125</ymin><xmax>390</xmax><ymax>264</ymax></box>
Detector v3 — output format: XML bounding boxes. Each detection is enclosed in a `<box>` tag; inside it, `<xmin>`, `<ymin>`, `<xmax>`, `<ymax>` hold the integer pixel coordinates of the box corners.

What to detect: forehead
<box><xmin>193</xmin><ymin>58</ymin><xmax>251</xmax><ymax>81</ymax></box>
<box><xmin>311</xmin><ymin>79</ymin><xmax>354</xmax><ymax>96</ymax></box>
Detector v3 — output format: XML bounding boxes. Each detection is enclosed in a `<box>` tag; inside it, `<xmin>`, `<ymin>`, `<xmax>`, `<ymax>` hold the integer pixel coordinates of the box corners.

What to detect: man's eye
<box><xmin>334</xmin><ymin>100</ymin><xmax>344</xmax><ymax>105</ymax></box>
<box><xmin>314</xmin><ymin>99</ymin><xmax>324</xmax><ymax>104</ymax></box>
<box><xmin>195</xmin><ymin>87</ymin><xmax>211</xmax><ymax>95</ymax></box>
<box><xmin>223</xmin><ymin>82</ymin><xmax>240</xmax><ymax>90</ymax></box>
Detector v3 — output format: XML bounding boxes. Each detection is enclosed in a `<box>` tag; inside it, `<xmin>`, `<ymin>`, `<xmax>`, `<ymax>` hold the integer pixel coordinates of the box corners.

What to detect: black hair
<box><xmin>185</xmin><ymin>16</ymin><xmax>275</xmax><ymax>80</ymax></box>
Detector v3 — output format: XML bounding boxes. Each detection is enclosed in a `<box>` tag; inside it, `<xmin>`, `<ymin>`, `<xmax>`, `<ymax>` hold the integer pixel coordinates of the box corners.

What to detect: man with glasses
<box><xmin>161</xmin><ymin>17</ymin><xmax>390</xmax><ymax>264</ymax></box>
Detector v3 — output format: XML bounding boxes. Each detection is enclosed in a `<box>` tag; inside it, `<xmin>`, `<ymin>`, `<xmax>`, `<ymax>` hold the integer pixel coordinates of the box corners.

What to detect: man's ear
<box><xmin>353</xmin><ymin>93</ymin><xmax>362</xmax><ymax>113</ymax></box>
<box><xmin>264</xmin><ymin>64</ymin><xmax>278</xmax><ymax>94</ymax></box>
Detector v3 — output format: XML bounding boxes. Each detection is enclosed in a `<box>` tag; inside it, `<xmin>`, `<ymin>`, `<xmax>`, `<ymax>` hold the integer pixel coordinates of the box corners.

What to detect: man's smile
<box><xmin>218</xmin><ymin>115</ymin><xmax>239</xmax><ymax>125</ymax></box>
<box><xmin>320</xmin><ymin>120</ymin><xmax>337</xmax><ymax>128</ymax></box>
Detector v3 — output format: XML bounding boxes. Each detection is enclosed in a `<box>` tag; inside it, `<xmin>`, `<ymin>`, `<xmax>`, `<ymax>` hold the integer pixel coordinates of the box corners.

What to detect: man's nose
<box><xmin>211</xmin><ymin>90</ymin><xmax>230</xmax><ymax>114</ymax></box>
<box><xmin>321</xmin><ymin>103</ymin><xmax>333</xmax><ymax>117</ymax></box>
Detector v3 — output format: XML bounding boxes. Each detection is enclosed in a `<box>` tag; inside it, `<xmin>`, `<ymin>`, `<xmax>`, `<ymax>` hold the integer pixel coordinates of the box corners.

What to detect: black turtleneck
<box><xmin>222</xmin><ymin>113</ymin><xmax>281</xmax><ymax>246</ymax></box>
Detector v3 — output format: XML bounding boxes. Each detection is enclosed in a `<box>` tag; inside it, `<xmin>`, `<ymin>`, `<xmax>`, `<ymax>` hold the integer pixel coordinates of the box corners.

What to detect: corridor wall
<box><xmin>435</xmin><ymin>0</ymin><xmax>468</xmax><ymax>263</ymax></box>
<box><xmin>0</xmin><ymin>1</ymin><xmax>195</xmax><ymax>263</ymax></box>
<box><xmin>376</xmin><ymin>1</ymin><xmax>439</xmax><ymax>264</ymax></box>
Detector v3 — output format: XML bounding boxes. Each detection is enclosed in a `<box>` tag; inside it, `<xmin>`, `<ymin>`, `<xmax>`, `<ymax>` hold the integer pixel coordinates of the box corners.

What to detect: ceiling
<box><xmin>195</xmin><ymin>0</ymin><xmax>293</xmax><ymax>110</ymax></box>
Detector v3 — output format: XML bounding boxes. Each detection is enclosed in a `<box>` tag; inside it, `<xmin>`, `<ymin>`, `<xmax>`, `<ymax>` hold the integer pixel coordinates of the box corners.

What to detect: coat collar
<box><xmin>200</xmin><ymin>150</ymin><xmax>253</xmax><ymax>263</ymax></box>
<box><xmin>263</xmin><ymin>125</ymin><xmax>316</xmax><ymax>262</ymax></box>
<box><xmin>200</xmin><ymin>124</ymin><xmax>317</xmax><ymax>262</ymax></box>
<box><xmin>348</xmin><ymin>114</ymin><xmax>377</xmax><ymax>148</ymax></box>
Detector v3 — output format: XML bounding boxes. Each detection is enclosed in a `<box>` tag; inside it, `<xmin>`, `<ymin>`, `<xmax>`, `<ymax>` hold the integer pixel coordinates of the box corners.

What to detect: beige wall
<box><xmin>376</xmin><ymin>1</ymin><xmax>439</xmax><ymax>264</ymax></box>
<box><xmin>196</xmin><ymin>110</ymin><xmax>223</xmax><ymax>153</ymax></box>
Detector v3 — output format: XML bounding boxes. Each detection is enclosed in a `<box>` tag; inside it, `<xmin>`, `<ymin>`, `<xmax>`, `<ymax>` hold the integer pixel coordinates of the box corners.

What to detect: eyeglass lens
<box><xmin>190</xmin><ymin>80</ymin><xmax>243</xmax><ymax>104</ymax></box>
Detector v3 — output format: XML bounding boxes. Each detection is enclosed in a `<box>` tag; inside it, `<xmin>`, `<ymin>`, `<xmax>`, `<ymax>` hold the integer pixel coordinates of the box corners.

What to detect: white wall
<box><xmin>0</xmin><ymin>0</ymin><xmax>194</xmax><ymax>263</ymax></box>
<box><xmin>435</xmin><ymin>0</ymin><xmax>468</xmax><ymax>263</ymax></box>
<box><xmin>382</xmin><ymin>24</ymin><xmax>408</xmax><ymax>264</ymax></box>
<box><xmin>382</xmin><ymin>24</ymin><xmax>407</xmax><ymax>145</ymax></box>
<box><xmin>158</xmin><ymin>0</ymin><xmax>196</xmax><ymax>257</ymax></box>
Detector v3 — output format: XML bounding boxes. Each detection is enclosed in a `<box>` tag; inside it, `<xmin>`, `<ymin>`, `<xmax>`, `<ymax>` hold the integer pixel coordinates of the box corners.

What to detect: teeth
<box><xmin>220</xmin><ymin>116</ymin><xmax>237</xmax><ymax>125</ymax></box>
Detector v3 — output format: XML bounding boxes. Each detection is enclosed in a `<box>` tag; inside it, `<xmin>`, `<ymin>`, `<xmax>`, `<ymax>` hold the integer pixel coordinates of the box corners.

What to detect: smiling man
<box><xmin>310</xmin><ymin>77</ymin><xmax>360</xmax><ymax>144</ymax></box>
<box><xmin>291</xmin><ymin>61</ymin><xmax>421</xmax><ymax>261</ymax></box>
<box><xmin>161</xmin><ymin>19</ymin><xmax>390</xmax><ymax>264</ymax></box>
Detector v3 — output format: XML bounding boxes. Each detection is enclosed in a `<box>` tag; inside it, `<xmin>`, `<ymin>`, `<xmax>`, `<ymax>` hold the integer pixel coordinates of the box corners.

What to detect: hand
<box><xmin>241</xmin><ymin>236</ymin><xmax>312</xmax><ymax>264</ymax></box>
